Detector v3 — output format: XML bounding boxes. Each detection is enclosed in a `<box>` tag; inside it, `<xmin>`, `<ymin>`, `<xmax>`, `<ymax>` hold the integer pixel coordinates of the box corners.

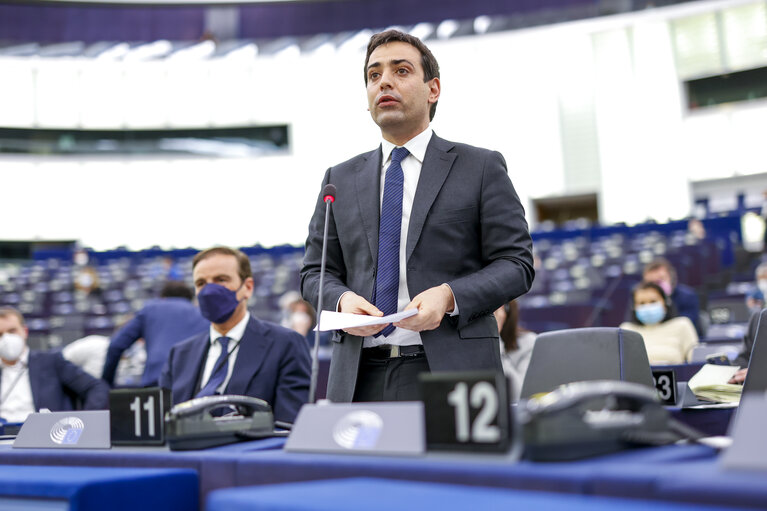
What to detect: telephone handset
<box><xmin>165</xmin><ymin>394</ymin><xmax>278</xmax><ymax>451</ymax></box>
<box><xmin>519</xmin><ymin>380</ymin><xmax>703</xmax><ymax>461</ymax></box>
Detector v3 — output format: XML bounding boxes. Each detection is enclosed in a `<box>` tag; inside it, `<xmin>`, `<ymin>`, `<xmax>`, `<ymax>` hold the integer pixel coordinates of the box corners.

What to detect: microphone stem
<box><xmin>309</xmin><ymin>198</ymin><xmax>332</xmax><ymax>404</ymax></box>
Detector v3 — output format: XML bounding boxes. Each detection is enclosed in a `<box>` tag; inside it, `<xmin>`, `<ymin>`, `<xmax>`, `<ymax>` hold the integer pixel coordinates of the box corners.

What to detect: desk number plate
<box><xmin>651</xmin><ymin>369</ymin><xmax>677</xmax><ymax>405</ymax></box>
<box><xmin>420</xmin><ymin>371</ymin><xmax>511</xmax><ymax>453</ymax></box>
<box><xmin>109</xmin><ymin>387</ymin><xmax>170</xmax><ymax>445</ymax></box>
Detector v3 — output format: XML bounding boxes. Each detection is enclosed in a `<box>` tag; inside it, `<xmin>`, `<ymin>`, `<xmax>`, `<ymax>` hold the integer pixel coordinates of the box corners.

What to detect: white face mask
<box><xmin>0</xmin><ymin>333</ymin><xmax>25</xmax><ymax>362</ymax></box>
<box><xmin>758</xmin><ymin>279</ymin><xmax>767</xmax><ymax>297</ymax></box>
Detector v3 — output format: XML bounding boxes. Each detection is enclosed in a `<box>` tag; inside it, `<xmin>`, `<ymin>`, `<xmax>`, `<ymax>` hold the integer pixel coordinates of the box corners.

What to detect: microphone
<box><xmin>309</xmin><ymin>183</ymin><xmax>336</xmax><ymax>404</ymax></box>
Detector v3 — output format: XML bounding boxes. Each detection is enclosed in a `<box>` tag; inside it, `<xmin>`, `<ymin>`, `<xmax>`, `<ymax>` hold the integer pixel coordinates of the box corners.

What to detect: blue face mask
<box><xmin>197</xmin><ymin>283</ymin><xmax>242</xmax><ymax>324</ymax></box>
<box><xmin>635</xmin><ymin>302</ymin><xmax>665</xmax><ymax>326</ymax></box>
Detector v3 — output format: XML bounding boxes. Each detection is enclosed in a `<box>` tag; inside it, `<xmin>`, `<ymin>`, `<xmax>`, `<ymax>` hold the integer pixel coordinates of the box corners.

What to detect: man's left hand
<box><xmin>394</xmin><ymin>284</ymin><xmax>454</xmax><ymax>332</ymax></box>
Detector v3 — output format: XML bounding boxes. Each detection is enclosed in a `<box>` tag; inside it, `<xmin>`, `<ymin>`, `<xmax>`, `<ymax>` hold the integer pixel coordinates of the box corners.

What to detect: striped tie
<box><xmin>374</xmin><ymin>146</ymin><xmax>409</xmax><ymax>338</ymax></box>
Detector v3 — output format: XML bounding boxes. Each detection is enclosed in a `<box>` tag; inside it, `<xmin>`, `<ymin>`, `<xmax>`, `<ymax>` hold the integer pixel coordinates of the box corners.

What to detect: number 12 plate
<box><xmin>420</xmin><ymin>370</ymin><xmax>511</xmax><ymax>453</ymax></box>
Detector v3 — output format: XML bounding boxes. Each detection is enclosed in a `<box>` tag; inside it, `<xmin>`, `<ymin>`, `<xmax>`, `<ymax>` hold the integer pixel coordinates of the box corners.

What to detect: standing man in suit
<box><xmin>102</xmin><ymin>280</ymin><xmax>209</xmax><ymax>387</ymax></box>
<box><xmin>0</xmin><ymin>307</ymin><xmax>109</xmax><ymax>422</ymax></box>
<box><xmin>159</xmin><ymin>247</ymin><xmax>311</xmax><ymax>423</ymax></box>
<box><xmin>301</xmin><ymin>30</ymin><xmax>534</xmax><ymax>403</ymax></box>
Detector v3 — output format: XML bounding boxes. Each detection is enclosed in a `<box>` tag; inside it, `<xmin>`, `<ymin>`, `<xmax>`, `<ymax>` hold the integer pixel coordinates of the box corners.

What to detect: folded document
<box><xmin>688</xmin><ymin>364</ymin><xmax>742</xmax><ymax>404</ymax></box>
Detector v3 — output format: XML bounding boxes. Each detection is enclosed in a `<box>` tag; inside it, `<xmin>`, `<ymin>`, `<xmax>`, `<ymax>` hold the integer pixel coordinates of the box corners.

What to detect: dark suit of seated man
<box><xmin>0</xmin><ymin>307</ymin><xmax>109</xmax><ymax>422</ymax></box>
<box><xmin>159</xmin><ymin>247</ymin><xmax>311</xmax><ymax>424</ymax></box>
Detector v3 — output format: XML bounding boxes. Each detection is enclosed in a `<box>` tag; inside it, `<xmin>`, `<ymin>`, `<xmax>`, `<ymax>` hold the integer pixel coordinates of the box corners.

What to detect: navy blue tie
<box><xmin>196</xmin><ymin>336</ymin><xmax>230</xmax><ymax>398</ymax></box>
<box><xmin>374</xmin><ymin>146</ymin><xmax>409</xmax><ymax>337</ymax></box>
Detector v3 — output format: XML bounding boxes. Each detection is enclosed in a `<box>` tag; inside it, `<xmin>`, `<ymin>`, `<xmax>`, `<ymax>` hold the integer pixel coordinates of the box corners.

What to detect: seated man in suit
<box><xmin>0</xmin><ymin>307</ymin><xmax>109</xmax><ymax>422</ymax></box>
<box><xmin>159</xmin><ymin>247</ymin><xmax>311</xmax><ymax>423</ymax></box>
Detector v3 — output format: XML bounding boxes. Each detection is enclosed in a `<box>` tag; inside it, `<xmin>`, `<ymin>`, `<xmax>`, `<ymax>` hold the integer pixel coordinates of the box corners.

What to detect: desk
<box><xmin>230</xmin><ymin>445</ymin><xmax>766</xmax><ymax>508</ymax></box>
<box><xmin>668</xmin><ymin>406</ymin><xmax>735</xmax><ymax>437</ymax></box>
<box><xmin>0</xmin><ymin>464</ymin><xmax>197</xmax><ymax>511</ymax></box>
<box><xmin>232</xmin><ymin>444</ymin><xmax>716</xmax><ymax>496</ymax></box>
<box><xmin>0</xmin><ymin>437</ymin><xmax>283</xmax><ymax>502</ymax></box>
<box><xmin>207</xmin><ymin>477</ymin><xmax>747</xmax><ymax>511</ymax></box>
<box><xmin>0</xmin><ymin>439</ymin><xmax>762</xmax><ymax>509</ymax></box>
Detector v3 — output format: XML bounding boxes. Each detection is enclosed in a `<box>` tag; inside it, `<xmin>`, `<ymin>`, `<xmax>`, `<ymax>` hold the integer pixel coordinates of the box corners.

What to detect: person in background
<box><xmin>159</xmin><ymin>247</ymin><xmax>310</xmax><ymax>423</ymax></box>
<box><xmin>279</xmin><ymin>291</ymin><xmax>313</xmax><ymax>336</ymax></box>
<box><xmin>730</xmin><ymin>307</ymin><xmax>762</xmax><ymax>382</ymax></box>
<box><xmin>493</xmin><ymin>300</ymin><xmax>536</xmax><ymax>402</ymax></box>
<box><xmin>62</xmin><ymin>334</ymin><xmax>109</xmax><ymax>378</ymax></box>
<box><xmin>620</xmin><ymin>281</ymin><xmax>699</xmax><ymax>365</ymax></box>
<box><xmin>280</xmin><ymin>292</ymin><xmax>332</xmax><ymax>350</ymax></box>
<box><xmin>687</xmin><ymin>218</ymin><xmax>707</xmax><ymax>241</ymax></box>
<box><xmin>729</xmin><ymin>367</ymin><xmax>748</xmax><ymax>384</ymax></box>
<box><xmin>0</xmin><ymin>307</ymin><xmax>109</xmax><ymax>422</ymax></box>
<box><xmin>642</xmin><ymin>257</ymin><xmax>704</xmax><ymax>337</ymax></box>
<box><xmin>745</xmin><ymin>262</ymin><xmax>767</xmax><ymax>315</ymax></box>
<box><xmin>102</xmin><ymin>280</ymin><xmax>209</xmax><ymax>387</ymax></box>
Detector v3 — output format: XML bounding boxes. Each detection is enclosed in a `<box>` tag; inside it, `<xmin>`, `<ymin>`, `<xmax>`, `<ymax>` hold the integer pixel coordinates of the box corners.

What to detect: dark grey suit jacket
<box><xmin>301</xmin><ymin>134</ymin><xmax>534</xmax><ymax>402</ymax></box>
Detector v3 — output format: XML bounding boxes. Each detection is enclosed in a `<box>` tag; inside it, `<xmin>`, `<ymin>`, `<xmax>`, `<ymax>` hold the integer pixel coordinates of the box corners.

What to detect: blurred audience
<box><xmin>63</xmin><ymin>333</ymin><xmax>145</xmax><ymax>385</ymax></box>
<box><xmin>642</xmin><ymin>257</ymin><xmax>704</xmax><ymax>337</ymax></box>
<box><xmin>62</xmin><ymin>334</ymin><xmax>109</xmax><ymax>378</ymax></box>
<box><xmin>288</xmin><ymin>300</ymin><xmax>316</xmax><ymax>336</ymax></box>
<box><xmin>73</xmin><ymin>265</ymin><xmax>101</xmax><ymax>296</ymax></box>
<box><xmin>494</xmin><ymin>300</ymin><xmax>536</xmax><ymax>401</ymax></box>
<box><xmin>745</xmin><ymin>262</ymin><xmax>767</xmax><ymax>315</ymax></box>
<box><xmin>687</xmin><ymin>218</ymin><xmax>707</xmax><ymax>241</ymax></box>
<box><xmin>102</xmin><ymin>280</ymin><xmax>208</xmax><ymax>387</ymax></box>
<box><xmin>0</xmin><ymin>307</ymin><xmax>108</xmax><ymax>423</ymax></box>
<box><xmin>620</xmin><ymin>281</ymin><xmax>699</xmax><ymax>364</ymax></box>
<box><xmin>279</xmin><ymin>291</ymin><xmax>329</xmax><ymax>347</ymax></box>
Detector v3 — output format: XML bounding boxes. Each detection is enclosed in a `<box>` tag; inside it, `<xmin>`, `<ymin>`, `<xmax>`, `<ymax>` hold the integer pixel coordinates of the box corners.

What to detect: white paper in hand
<box><xmin>316</xmin><ymin>309</ymin><xmax>418</xmax><ymax>331</ymax></box>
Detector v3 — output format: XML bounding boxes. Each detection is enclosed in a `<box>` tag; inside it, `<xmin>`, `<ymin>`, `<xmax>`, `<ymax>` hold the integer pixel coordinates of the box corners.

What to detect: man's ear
<box><xmin>242</xmin><ymin>277</ymin><xmax>255</xmax><ymax>298</ymax></box>
<box><xmin>428</xmin><ymin>77</ymin><xmax>441</xmax><ymax>104</ymax></box>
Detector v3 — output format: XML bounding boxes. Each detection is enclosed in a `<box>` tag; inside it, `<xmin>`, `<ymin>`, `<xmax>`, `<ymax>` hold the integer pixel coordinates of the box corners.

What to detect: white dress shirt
<box><xmin>0</xmin><ymin>348</ymin><xmax>35</xmax><ymax>423</ymax></box>
<box><xmin>200</xmin><ymin>312</ymin><xmax>249</xmax><ymax>394</ymax></box>
<box><xmin>363</xmin><ymin>127</ymin><xmax>458</xmax><ymax>348</ymax></box>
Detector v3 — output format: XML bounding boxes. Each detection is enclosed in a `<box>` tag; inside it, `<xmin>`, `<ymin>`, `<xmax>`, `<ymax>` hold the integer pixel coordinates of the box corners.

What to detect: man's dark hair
<box><xmin>192</xmin><ymin>246</ymin><xmax>252</xmax><ymax>283</ymax></box>
<box><xmin>160</xmin><ymin>281</ymin><xmax>195</xmax><ymax>301</ymax></box>
<box><xmin>364</xmin><ymin>29</ymin><xmax>440</xmax><ymax>121</ymax></box>
<box><xmin>643</xmin><ymin>257</ymin><xmax>678</xmax><ymax>287</ymax></box>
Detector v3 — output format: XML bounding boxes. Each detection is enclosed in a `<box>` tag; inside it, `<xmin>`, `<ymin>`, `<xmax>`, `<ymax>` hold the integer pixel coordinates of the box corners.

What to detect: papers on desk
<box><xmin>315</xmin><ymin>309</ymin><xmax>418</xmax><ymax>332</ymax></box>
<box><xmin>688</xmin><ymin>364</ymin><xmax>742</xmax><ymax>404</ymax></box>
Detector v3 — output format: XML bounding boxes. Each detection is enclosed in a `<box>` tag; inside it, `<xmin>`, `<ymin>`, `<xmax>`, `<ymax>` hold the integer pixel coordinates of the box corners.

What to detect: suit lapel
<box><xmin>226</xmin><ymin>317</ymin><xmax>269</xmax><ymax>395</ymax></box>
<box><xmin>178</xmin><ymin>333</ymin><xmax>210</xmax><ymax>401</ymax></box>
<box><xmin>355</xmin><ymin>147</ymin><xmax>383</xmax><ymax>265</ymax></box>
<box><xmin>407</xmin><ymin>135</ymin><xmax>456</xmax><ymax>262</ymax></box>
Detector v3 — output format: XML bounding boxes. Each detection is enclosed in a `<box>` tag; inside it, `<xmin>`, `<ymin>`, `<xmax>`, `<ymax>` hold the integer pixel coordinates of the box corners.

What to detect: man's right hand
<box><xmin>339</xmin><ymin>292</ymin><xmax>387</xmax><ymax>337</ymax></box>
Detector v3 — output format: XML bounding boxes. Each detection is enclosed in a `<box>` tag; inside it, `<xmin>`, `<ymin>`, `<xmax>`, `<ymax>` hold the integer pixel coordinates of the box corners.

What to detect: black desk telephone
<box><xmin>165</xmin><ymin>395</ymin><xmax>279</xmax><ymax>451</ymax></box>
<box><xmin>518</xmin><ymin>380</ymin><xmax>704</xmax><ymax>461</ymax></box>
